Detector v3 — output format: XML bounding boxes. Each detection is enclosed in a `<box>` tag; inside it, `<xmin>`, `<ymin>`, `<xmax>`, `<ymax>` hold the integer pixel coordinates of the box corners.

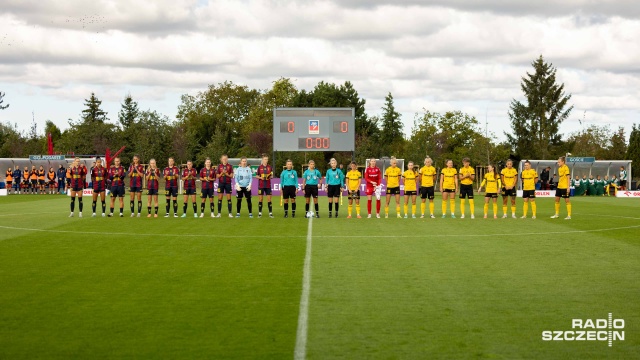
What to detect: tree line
<box><xmin>1</xmin><ymin>56</ymin><xmax>639</xmax><ymax>177</ymax></box>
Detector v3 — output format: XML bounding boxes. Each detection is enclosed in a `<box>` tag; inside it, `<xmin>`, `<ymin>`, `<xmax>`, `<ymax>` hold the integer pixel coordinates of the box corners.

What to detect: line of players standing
<box><xmin>5</xmin><ymin>165</ymin><xmax>66</xmax><ymax>194</ymax></box>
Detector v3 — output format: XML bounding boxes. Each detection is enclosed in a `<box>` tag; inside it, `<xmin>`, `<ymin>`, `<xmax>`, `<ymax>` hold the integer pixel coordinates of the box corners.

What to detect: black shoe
<box><xmin>292</xmin><ymin>212</ymin><xmax>296</xmax><ymax>218</ymax></box>
<box><xmin>284</xmin><ymin>213</ymin><xmax>288</xmax><ymax>218</ymax></box>
<box><xmin>316</xmin><ymin>213</ymin><xmax>320</xmax><ymax>218</ymax></box>
<box><xmin>328</xmin><ymin>213</ymin><xmax>332</xmax><ymax>218</ymax></box>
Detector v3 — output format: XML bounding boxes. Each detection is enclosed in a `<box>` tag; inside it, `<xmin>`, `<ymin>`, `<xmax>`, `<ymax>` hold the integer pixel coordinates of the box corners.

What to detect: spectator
<box><xmin>581</xmin><ymin>175</ymin><xmax>588</xmax><ymax>196</ymax></box>
<box><xmin>619</xmin><ymin>166</ymin><xmax>627</xmax><ymax>190</ymax></box>
<box><xmin>549</xmin><ymin>174</ymin><xmax>557</xmax><ymax>190</ymax></box>
<box><xmin>540</xmin><ymin>167</ymin><xmax>550</xmax><ymax>190</ymax></box>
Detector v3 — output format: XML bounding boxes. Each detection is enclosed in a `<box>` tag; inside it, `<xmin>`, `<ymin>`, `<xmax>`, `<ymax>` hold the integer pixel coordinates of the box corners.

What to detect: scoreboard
<box><xmin>273</xmin><ymin>108</ymin><xmax>355</xmax><ymax>152</ymax></box>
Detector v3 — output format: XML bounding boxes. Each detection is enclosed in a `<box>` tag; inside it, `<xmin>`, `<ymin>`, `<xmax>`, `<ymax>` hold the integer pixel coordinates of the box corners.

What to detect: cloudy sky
<box><xmin>1</xmin><ymin>0</ymin><xmax>639</xmax><ymax>141</ymax></box>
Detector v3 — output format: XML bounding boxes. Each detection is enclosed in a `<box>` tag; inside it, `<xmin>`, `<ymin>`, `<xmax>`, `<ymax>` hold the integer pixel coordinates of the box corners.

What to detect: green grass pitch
<box><xmin>0</xmin><ymin>194</ymin><xmax>638</xmax><ymax>359</ymax></box>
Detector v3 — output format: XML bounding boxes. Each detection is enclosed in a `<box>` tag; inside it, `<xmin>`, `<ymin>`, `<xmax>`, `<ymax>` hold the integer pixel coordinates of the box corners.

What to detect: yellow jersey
<box><xmin>501</xmin><ymin>167</ymin><xmax>518</xmax><ymax>188</ymax></box>
<box><xmin>402</xmin><ymin>170</ymin><xmax>418</xmax><ymax>192</ymax></box>
<box><xmin>480</xmin><ymin>172</ymin><xmax>501</xmax><ymax>193</ymax></box>
<box><xmin>459</xmin><ymin>166</ymin><xmax>475</xmax><ymax>185</ymax></box>
<box><xmin>521</xmin><ymin>169</ymin><xmax>538</xmax><ymax>191</ymax></box>
<box><xmin>558</xmin><ymin>164</ymin><xmax>570</xmax><ymax>189</ymax></box>
<box><xmin>385</xmin><ymin>166</ymin><xmax>402</xmax><ymax>188</ymax></box>
<box><xmin>441</xmin><ymin>167</ymin><xmax>458</xmax><ymax>190</ymax></box>
<box><xmin>419</xmin><ymin>166</ymin><xmax>436</xmax><ymax>187</ymax></box>
<box><xmin>345</xmin><ymin>170</ymin><xmax>362</xmax><ymax>192</ymax></box>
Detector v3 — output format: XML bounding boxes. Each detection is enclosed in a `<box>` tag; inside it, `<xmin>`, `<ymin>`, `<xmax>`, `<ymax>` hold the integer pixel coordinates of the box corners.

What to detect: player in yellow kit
<box><xmin>384</xmin><ymin>157</ymin><xmax>402</xmax><ymax>218</ymax></box>
<box><xmin>458</xmin><ymin>157</ymin><xmax>475</xmax><ymax>219</ymax></box>
<box><xmin>551</xmin><ymin>156</ymin><xmax>572</xmax><ymax>220</ymax></box>
<box><xmin>440</xmin><ymin>159</ymin><xmax>458</xmax><ymax>218</ymax></box>
<box><xmin>500</xmin><ymin>159</ymin><xmax>518</xmax><ymax>218</ymax></box>
<box><xmin>478</xmin><ymin>164</ymin><xmax>501</xmax><ymax>219</ymax></box>
<box><xmin>402</xmin><ymin>161</ymin><xmax>418</xmax><ymax>218</ymax></box>
<box><xmin>345</xmin><ymin>162</ymin><xmax>362</xmax><ymax>218</ymax></box>
<box><xmin>520</xmin><ymin>160</ymin><xmax>538</xmax><ymax>219</ymax></box>
<box><xmin>418</xmin><ymin>157</ymin><xmax>437</xmax><ymax>218</ymax></box>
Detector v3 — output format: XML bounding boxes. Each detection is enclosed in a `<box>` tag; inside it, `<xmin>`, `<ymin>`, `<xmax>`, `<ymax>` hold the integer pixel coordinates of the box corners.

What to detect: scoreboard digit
<box><xmin>273</xmin><ymin>108</ymin><xmax>355</xmax><ymax>152</ymax></box>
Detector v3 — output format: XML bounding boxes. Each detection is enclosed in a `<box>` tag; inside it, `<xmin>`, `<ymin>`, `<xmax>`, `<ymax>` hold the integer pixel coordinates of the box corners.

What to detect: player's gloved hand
<box><xmin>235</xmin><ymin>183</ymin><xmax>241</xmax><ymax>192</ymax></box>
<box><xmin>246</xmin><ymin>185</ymin><xmax>251</xmax><ymax>191</ymax></box>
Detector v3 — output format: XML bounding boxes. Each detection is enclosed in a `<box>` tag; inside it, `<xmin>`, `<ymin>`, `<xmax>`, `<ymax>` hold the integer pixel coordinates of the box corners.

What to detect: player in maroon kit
<box><xmin>91</xmin><ymin>157</ymin><xmax>109</xmax><ymax>217</ymax></box>
<box><xmin>163</xmin><ymin>157</ymin><xmax>180</xmax><ymax>217</ymax></box>
<box><xmin>255</xmin><ymin>154</ymin><xmax>274</xmax><ymax>218</ymax></box>
<box><xmin>108</xmin><ymin>157</ymin><xmax>126</xmax><ymax>217</ymax></box>
<box><xmin>200</xmin><ymin>157</ymin><xmax>217</xmax><ymax>218</ymax></box>
<box><xmin>216</xmin><ymin>154</ymin><xmax>234</xmax><ymax>218</ymax></box>
<box><xmin>68</xmin><ymin>157</ymin><xmax>88</xmax><ymax>217</ymax></box>
<box><xmin>128</xmin><ymin>155</ymin><xmax>145</xmax><ymax>217</ymax></box>
<box><xmin>181</xmin><ymin>160</ymin><xmax>198</xmax><ymax>218</ymax></box>
<box><xmin>364</xmin><ymin>158</ymin><xmax>382</xmax><ymax>218</ymax></box>
<box><xmin>145</xmin><ymin>159</ymin><xmax>161</xmax><ymax>218</ymax></box>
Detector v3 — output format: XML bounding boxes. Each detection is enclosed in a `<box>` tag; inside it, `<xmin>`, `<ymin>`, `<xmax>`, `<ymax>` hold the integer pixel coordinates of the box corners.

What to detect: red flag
<box><xmin>47</xmin><ymin>133</ymin><xmax>54</xmax><ymax>155</ymax></box>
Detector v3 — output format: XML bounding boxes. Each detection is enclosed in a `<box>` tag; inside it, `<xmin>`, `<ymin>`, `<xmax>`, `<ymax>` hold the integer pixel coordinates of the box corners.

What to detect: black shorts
<box><xmin>236</xmin><ymin>187</ymin><xmax>251</xmax><ymax>199</ymax></box>
<box><xmin>420</xmin><ymin>186</ymin><xmax>435</xmax><ymax>200</ymax></box>
<box><xmin>201</xmin><ymin>188</ymin><xmax>215</xmax><ymax>198</ymax></box>
<box><xmin>620</xmin><ymin>180</ymin><xmax>627</xmax><ymax>187</ymax></box>
<box><xmin>459</xmin><ymin>184</ymin><xmax>474</xmax><ymax>199</ymax></box>
<box><xmin>147</xmin><ymin>189</ymin><xmax>159</xmax><ymax>196</ymax></box>
<box><xmin>442</xmin><ymin>188</ymin><xmax>455</xmax><ymax>193</ymax></box>
<box><xmin>404</xmin><ymin>190</ymin><xmax>417</xmax><ymax>196</ymax></box>
<box><xmin>111</xmin><ymin>185</ymin><xmax>125</xmax><ymax>197</ymax></box>
<box><xmin>218</xmin><ymin>183</ymin><xmax>232</xmax><ymax>194</ymax></box>
<box><xmin>258</xmin><ymin>188</ymin><xmax>272</xmax><ymax>196</ymax></box>
<box><xmin>184</xmin><ymin>188</ymin><xmax>196</xmax><ymax>196</ymax></box>
<box><xmin>130</xmin><ymin>186</ymin><xmax>142</xmax><ymax>193</ymax></box>
<box><xmin>282</xmin><ymin>185</ymin><xmax>297</xmax><ymax>199</ymax></box>
<box><xmin>348</xmin><ymin>190</ymin><xmax>360</xmax><ymax>200</ymax></box>
<box><xmin>165</xmin><ymin>188</ymin><xmax>178</xmax><ymax>198</ymax></box>
<box><xmin>555</xmin><ymin>188</ymin><xmax>570</xmax><ymax>199</ymax></box>
<box><xmin>327</xmin><ymin>184</ymin><xmax>342</xmax><ymax>198</ymax></box>
<box><xmin>522</xmin><ymin>190</ymin><xmax>536</xmax><ymax>199</ymax></box>
<box><xmin>66</xmin><ymin>178</ymin><xmax>71</xmax><ymax>185</ymax></box>
<box><xmin>31</xmin><ymin>180</ymin><xmax>38</xmax><ymax>186</ymax></box>
<box><xmin>304</xmin><ymin>185</ymin><xmax>318</xmax><ymax>198</ymax></box>
<box><xmin>485</xmin><ymin>193</ymin><xmax>498</xmax><ymax>198</ymax></box>
<box><xmin>38</xmin><ymin>179</ymin><xmax>45</xmax><ymax>186</ymax></box>
<box><xmin>71</xmin><ymin>186</ymin><xmax>84</xmax><ymax>192</ymax></box>
<box><xmin>501</xmin><ymin>188</ymin><xmax>516</xmax><ymax>197</ymax></box>
<box><xmin>6</xmin><ymin>181</ymin><xmax>11</xmax><ymax>187</ymax></box>
<box><xmin>386</xmin><ymin>187</ymin><xmax>400</xmax><ymax>195</ymax></box>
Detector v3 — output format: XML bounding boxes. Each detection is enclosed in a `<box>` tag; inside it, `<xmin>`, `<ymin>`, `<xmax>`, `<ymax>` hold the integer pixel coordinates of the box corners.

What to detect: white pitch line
<box><xmin>294</xmin><ymin>215</ymin><xmax>313</xmax><ymax>360</ymax></box>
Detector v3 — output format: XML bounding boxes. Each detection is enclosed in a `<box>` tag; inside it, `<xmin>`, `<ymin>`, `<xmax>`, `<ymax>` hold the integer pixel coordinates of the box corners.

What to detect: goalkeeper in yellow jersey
<box><xmin>458</xmin><ymin>157</ymin><xmax>475</xmax><ymax>219</ymax></box>
<box><xmin>478</xmin><ymin>164</ymin><xmax>501</xmax><ymax>219</ymax></box>
<box><xmin>402</xmin><ymin>161</ymin><xmax>418</xmax><ymax>218</ymax></box>
<box><xmin>345</xmin><ymin>162</ymin><xmax>362</xmax><ymax>218</ymax></box>
<box><xmin>520</xmin><ymin>160</ymin><xmax>538</xmax><ymax>219</ymax></box>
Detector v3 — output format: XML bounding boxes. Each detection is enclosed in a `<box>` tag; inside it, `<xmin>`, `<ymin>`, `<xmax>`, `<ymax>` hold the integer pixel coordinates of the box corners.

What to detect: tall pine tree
<box><xmin>82</xmin><ymin>93</ymin><xmax>108</xmax><ymax>123</ymax></box>
<box><xmin>118</xmin><ymin>93</ymin><xmax>139</xmax><ymax>129</ymax></box>
<box><xmin>379</xmin><ymin>92</ymin><xmax>403</xmax><ymax>155</ymax></box>
<box><xmin>507</xmin><ymin>55</ymin><xmax>573</xmax><ymax>159</ymax></box>
<box><xmin>626</xmin><ymin>124</ymin><xmax>640</xmax><ymax>179</ymax></box>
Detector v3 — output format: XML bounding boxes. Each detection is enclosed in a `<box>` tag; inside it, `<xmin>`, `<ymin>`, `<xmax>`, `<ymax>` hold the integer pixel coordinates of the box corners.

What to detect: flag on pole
<box><xmin>47</xmin><ymin>133</ymin><xmax>54</xmax><ymax>155</ymax></box>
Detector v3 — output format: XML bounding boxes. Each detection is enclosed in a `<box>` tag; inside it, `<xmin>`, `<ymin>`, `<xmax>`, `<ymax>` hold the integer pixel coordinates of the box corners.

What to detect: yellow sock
<box><xmin>348</xmin><ymin>204</ymin><xmax>352</xmax><ymax>216</ymax></box>
<box><xmin>442</xmin><ymin>200</ymin><xmax>447</xmax><ymax>215</ymax></box>
<box><xmin>493</xmin><ymin>203</ymin><xmax>498</xmax><ymax>216</ymax></box>
<box><xmin>404</xmin><ymin>204</ymin><xmax>408</xmax><ymax>215</ymax></box>
<box><xmin>531</xmin><ymin>202</ymin><xmax>536</xmax><ymax>217</ymax></box>
<box><xmin>429</xmin><ymin>202</ymin><xmax>434</xmax><ymax>215</ymax></box>
<box><xmin>469</xmin><ymin>199</ymin><xmax>474</xmax><ymax>215</ymax></box>
<box><xmin>523</xmin><ymin>202</ymin><xmax>528</xmax><ymax>217</ymax></box>
<box><xmin>356</xmin><ymin>203</ymin><xmax>360</xmax><ymax>215</ymax></box>
<box><xmin>555</xmin><ymin>202</ymin><xmax>560</xmax><ymax>215</ymax></box>
<box><xmin>503</xmin><ymin>206</ymin><xmax>507</xmax><ymax>215</ymax></box>
<box><xmin>460</xmin><ymin>199</ymin><xmax>466</xmax><ymax>216</ymax></box>
<box><xmin>412</xmin><ymin>204</ymin><xmax>416</xmax><ymax>215</ymax></box>
<box><xmin>385</xmin><ymin>205</ymin><xmax>389</xmax><ymax>215</ymax></box>
<box><xmin>567</xmin><ymin>203</ymin><xmax>572</xmax><ymax>217</ymax></box>
<box><xmin>483</xmin><ymin>203</ymin><xmax>488</xmax><ymax>216</ymax></box>
<box><xmin>511</xmin><ymin>206</ymin><xmax>516</xmax><ymax>215</ymax></box>
<box><xmin>396</xmin><ymin>206</ymin><xmax>400</xmax><ymax>215</ymax></box>
<box><xmin>450</xmin><ymin>199</ymin><xmax>455</xmax><ymax>215</ymax></box>
<box><xmin>421</xmin><ymin>202</ymin><xmax>426</xmax><ymax>215</ymax></box>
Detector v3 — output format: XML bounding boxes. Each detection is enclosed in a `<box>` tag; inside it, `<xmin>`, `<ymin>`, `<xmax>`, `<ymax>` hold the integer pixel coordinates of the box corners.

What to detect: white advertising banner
<box><xmin>516</xmin><ymin>190</ymin><xmax>555</xmax><ymax>198</ymax></box>
<box><xmin>67</xmin><ymin>189</ymin><xmax>110</xmax><ymax>197</ymax></box>
<box><xmin>616</xmin><ymin>191</ymin><xmax>640</xmax><ymax>198</ymax></box>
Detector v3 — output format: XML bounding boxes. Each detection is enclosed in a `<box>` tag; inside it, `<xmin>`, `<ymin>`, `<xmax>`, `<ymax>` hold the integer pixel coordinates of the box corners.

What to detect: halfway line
<box><xmin>294</xmin><ymin>216</ymin><xmax>313</xmax><ymax>360</ymax></box>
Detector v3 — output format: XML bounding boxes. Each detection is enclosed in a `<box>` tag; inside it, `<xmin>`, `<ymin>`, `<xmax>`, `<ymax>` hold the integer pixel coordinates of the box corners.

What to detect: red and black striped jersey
<box><xmin>163</xmin><ymin>166</ymin><xmax>180</xmax><ymax>189</ymax></box>
<box><xmin>69</xmin><ymin>165</ymin><xmax>87</xmax><ymax>189</ymax></box>
<box><xmin>109</xmin><ymin>166</ymin><xmax>126</xmax><ymax>187</ymax></box>
<box><xmin>217</xmin><ymin>163</ymin><xmax>233</xmax><ymax>184</ymax></box>
<box><xmin>182</xmin><ymin>168</ymin><xmax>197</xmax><ymax>189</ymax></box>
<box><xmin>128</xmin><ymin>164</ymin><xmax>144</xmax><ymax>188</ymax></box>
<box><xmin>91</xmin><ymin>166</ymin><xmax>109</xmax><ymax>190</ymax></box>
<box><xmin>200</xmin><ymin>167</ymin><xmax>216</xmax><ymax>190</ymax></box>
<box><xmin>146</xmin><ymin>168</ymin><xmax>160</xmax><ymax>190</ymax></box>
<box><xmin>257</xmin><ymin>164</ymin><xmax>273</xmax><ymax>189</ymax></box>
